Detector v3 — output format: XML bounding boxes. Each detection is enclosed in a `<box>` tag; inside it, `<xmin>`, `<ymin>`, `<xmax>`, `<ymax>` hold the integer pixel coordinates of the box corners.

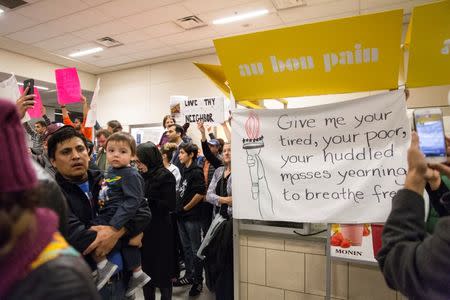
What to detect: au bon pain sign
<box><xmin>214</xmin><ymin>10</ymin><xmax>403</xmax><ymax>101</ymax></box>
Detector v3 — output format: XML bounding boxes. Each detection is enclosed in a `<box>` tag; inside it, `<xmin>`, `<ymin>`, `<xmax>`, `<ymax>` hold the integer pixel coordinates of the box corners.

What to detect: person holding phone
<box><xmin>376</xmin><ymin>132</ymin><xmax>450</xmax><ymax>299</ymax></box>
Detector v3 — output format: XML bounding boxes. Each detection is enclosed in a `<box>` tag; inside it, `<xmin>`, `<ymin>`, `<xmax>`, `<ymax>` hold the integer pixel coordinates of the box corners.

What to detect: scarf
<box><xmin>0</xmin><ymin>208</ymin><xmax>58</xmax><ymax>299</ymax></box>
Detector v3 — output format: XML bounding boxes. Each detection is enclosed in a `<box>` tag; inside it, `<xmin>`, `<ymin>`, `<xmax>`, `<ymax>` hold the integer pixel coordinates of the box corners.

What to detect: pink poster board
<box><xmin>19</xmin><ymin>86</ymin><xmax>43</xmax><ymax>118</ymax></box>
<box><xmin>55</xmin><ymin>68</ymin><xmax>81</xmax><ymax>105</ymax></box>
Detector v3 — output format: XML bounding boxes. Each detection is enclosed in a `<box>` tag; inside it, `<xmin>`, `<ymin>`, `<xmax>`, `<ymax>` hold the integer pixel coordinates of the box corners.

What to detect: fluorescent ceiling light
<box><xmin>17</xmin><ymin>82</ymin><xmax>49</xmax><ymax>91</ymax></box>
<box><xmin>0</xmin><ymin>8</ymin><xmax>4</xmax><ymax>14</ymax></box>
<box><xmin>213</xmin><ymin>9</ymin><xmax>269</xmax><ymax>25</ymax></box>
<box><xmin>69</xmin><ymin>47</ymin><xmax>103</xmax><ymax>57</ymax></box>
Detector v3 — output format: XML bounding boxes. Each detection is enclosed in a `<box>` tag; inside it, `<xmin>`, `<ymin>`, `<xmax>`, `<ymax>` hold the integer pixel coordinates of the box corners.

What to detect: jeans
<box><xmin>99</xmin><ymin>273</ymin><xmax>128</xmax><ymax>300</ymax></box>
<box><xmin>143</xmin><ymin>284</ymin><xmax>172</xmax><ymax>300</ymax></box>
<box><xmin>178</xmin><ymin>218</ymin><xmax>203</xmax><ymax>284</ymax></box>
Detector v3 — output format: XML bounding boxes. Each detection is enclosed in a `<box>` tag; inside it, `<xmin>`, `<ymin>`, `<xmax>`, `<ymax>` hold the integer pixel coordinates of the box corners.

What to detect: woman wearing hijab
<box><xmin>1</xmin><ymin>99</ymin><xmax>99</xmax><ymax>300</ymax></box>
<box><xmin>136</xmin><ymin>142</ymin><xmax>177</xmax><ymax>300</ymax></box>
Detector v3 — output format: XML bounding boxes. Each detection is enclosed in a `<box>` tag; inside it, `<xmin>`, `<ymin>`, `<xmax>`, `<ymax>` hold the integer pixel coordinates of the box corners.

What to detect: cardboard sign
<box><xmin>55</xmin><ymin>68</ymin><xmax>81</xmax><ymax>105</ymax></box>
<box><xmin>214</xmin><ymin>10</ymin><xmax>403</xmax><ymax>100</ymax></box>
<box><xmin>182</xmin><ymin>96</ymin><xmax>225</xmax><ymax>124</ymax></box>
<box><xmin>406</xmin><ymin>0</ymin><xmax>450</xmax><ymax>87</ymax></box>
<box><xmin>232</xmin><ymin>91</ymin><xmax>410</xmax><ymax>223</ymax></box>
<box><xmin>19</xmin><ymin>86</ymin><xmax>43</xmax><ymax>119</ymax></box>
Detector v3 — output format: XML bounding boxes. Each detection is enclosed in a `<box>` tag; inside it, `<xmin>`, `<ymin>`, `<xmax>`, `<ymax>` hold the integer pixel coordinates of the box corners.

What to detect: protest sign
<box><xmin>170</xmin><ymin>96</ymin><xmax>225</xmax><ymax>124</ymax></box>
<box><xmin>232</xmin><ymin>91</ymin><xmax>410</xmax><ymax>223</ymax></box>
<box><xmin>85</xmin><ymin>78</ymin><xmax>100</xmax><ymax>127</ymax></box>
<box><xmin>55</xmin><ymin>68</ymin><xmax>81</xmax><ymax>105</ymax></box>
<box><xmin>0</xmin><ymin>74</ymin><xmax>30</xmax><ymax>121</ymax></box>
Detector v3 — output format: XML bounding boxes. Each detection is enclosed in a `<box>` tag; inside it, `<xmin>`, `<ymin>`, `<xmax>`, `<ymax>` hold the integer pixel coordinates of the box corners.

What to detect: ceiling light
<box><xmin>213</xmin><ymin>9</ymin><xmax>269</xmax><ymax>25</ymax></box>
<box><xmin>0</xmin><ymin>8</ymin><xmax>4</xmax><ymax>14</ymax></box>
<box><xmin>18</xmin><ymin>82</ymin><xmax>49</xmax><ymax>91</ymax></box>
<box><xmin>69</xmin><ymin>47</ymin><xmax>103</xmax><ymax>58</ymax></box>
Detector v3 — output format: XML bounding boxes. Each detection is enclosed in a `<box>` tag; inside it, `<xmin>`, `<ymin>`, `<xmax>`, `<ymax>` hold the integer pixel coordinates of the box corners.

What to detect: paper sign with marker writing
<box><xmin>214</xmin><ymin>10</ymin><xmax>403</xmax><ymax>100</ymax></box>
<box><xmin>85</xmin><ymin>78</ymin><xmax>100</xmax><ymax>127</ymax></box>
<box><xmin>55</xmin><ymin>68</ymin><xmax>81</xmax><ymax>105</ymax></box>
<box><xmin>0</xmin><ymin>74</ymin><xmax>30</xmax><ymax>121</ymax></box>
<box><xmin>19</xmin><ymin>86</ymin><xmax>42</xmax><ymax>119</ymax></box>
<box><xmin>182</xmin><ymin>96</ymin><xmax>224</xmax><ymax>124</ymax></box>
<box><xmin>232</xmin><ymin>91</ymin><xmax>410</xmax><ymax>223</ymax></box>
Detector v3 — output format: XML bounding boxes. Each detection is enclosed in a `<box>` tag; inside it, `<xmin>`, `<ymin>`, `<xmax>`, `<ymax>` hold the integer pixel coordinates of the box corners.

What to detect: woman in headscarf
<box><xmin>135</xmin><ymin>142</ymin><xmax>177</xmax><ymax>300</ymax></box>
<box><xmin>0</xmin><ymin>99</ymin><xmax>99</xmax><ymax>300</ymax></box>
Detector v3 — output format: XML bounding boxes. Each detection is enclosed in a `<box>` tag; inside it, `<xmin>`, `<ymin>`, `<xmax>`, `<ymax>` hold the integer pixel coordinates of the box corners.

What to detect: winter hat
<box><xmin>0</xmin><ymin>99</ymin><xmax>37</xmax><ymax>192</ymax></box>
<box><xmin>43</xmin><ymin>123</ymin><xmax>70</xmax><ymax>142</ymax></box>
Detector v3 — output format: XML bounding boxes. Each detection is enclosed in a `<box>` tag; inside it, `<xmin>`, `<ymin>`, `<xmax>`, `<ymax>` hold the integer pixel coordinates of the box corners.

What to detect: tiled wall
<box><xmin>239</xmin><ymin>232</ymin><xmax>407</xmax><ymax>300</ymax></box>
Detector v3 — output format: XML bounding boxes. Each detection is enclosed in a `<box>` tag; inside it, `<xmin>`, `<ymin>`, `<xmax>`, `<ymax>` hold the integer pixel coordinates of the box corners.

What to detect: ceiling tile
<box><xmin>174</xmin><ymin>38</ymin><xmax>214</xmax><ymax>52</ymax></box>
<box><xmin>121</xmin><ymin>38</ymin><xmax>169</xmax><ymax>52</ymax></box>
<box><xmin>360</xmin><ymin>0</ymin><xmax>411</xmax><ymax>11</ymax></box>
<box><xmin>47</xmin><ymin>9</ymin><xmax>112</xmax><ymax>33</ymax></box>
<box><xmin>128</xmin><ymin>47</ymin><xmax>180</xmax><ymax>60</ymax></box>
<box><xmin>33</xmin><ymin>34</ymin><xmax>88</xmax><ymax>51</ymax></box>
<box><xmin>95</xmin><ymin>0</ymin><xmax>183</xmax><ymax>19</ymax></box>
<box><xmin>54</xmin><ymin>41</ymin><xmax>101</xmax><ymax>57</ymax></box>
<box><xmin>212</xmin><ymin>13</ymin><xmax>283</xmax><ymax>35</ymax></box>
<box><xmin>199</xmin><ymin>0</ymin><xmax>276</xmax><ymax>22</ymax></box>
<box><xmin>0</xmin><ymin>12</ymin><xmax>39</xmax><ymax>35</ymax></box>
<box><xmin>277</xmin><ymin>0</ymin><xmax>359</xmax><ymax>23</ymax></box>
<box><xmin>182</xmin><ymin>0</ymin><xmax>250</xmax><ymax>14</ymax></box>
<box><xmin>15</xmin><ymin>0</ymin><xmax>89</xmax><ymax>22</ymax></box>
<box><xmin>6</xmin><ymin>22</ymin><xmax>68</xmax><ymax>43</ymax></box>
<box><xmin>141</xmin><ymin>22</ymin><xmax>184</xmax><ymax>38</ymax></box>
<box><xmin>159</xmin><ymin>26</ymin><xmax>218</xmax><ymax>45</ymax></box>
<box><xmin>71</xmin><ymin>20</ymin><xmax>136</xmax><ymax>41</ymax></box>
<box><xmin>80</xmin><ymin>0</ymin><xmax>112</xmax><ymax>6</ymax></box>
<box><xmin>91</xmin><ymin>55</ymin><xmax>137</xmax><ymax>67</ymax></box>
<box><xmin>111</xmin><ymin>30</ymin><xmax>152</xmax><ymax>44</ymax></box>
<box><xmin>120</xmin><ymin>4</ymin><xmax>193</xmax><ymax>29</ymax></box>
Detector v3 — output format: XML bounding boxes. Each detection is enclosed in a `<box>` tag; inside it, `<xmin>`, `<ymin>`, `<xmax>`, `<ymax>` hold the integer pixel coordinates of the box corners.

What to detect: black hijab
<box><xmin>136</xmin><ymin>142</ymin><xmax>164</xmax><ymax>179</ymax></box>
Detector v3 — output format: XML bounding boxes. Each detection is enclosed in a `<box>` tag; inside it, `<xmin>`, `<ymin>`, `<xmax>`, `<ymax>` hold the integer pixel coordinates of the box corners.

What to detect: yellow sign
<box><xmin>193</xmin><ymin>63</ymin><xmax>230</xmax><ymax>98</ymax></box>
<box><xmin>214</xmin><ymin>10</ymin><xmax>403</xmax><ymax>101</ymax></box>
<box><xmin>406</xmin><ymin>0</ymin><xmax>450</xmax><ymax>87</ymax></box>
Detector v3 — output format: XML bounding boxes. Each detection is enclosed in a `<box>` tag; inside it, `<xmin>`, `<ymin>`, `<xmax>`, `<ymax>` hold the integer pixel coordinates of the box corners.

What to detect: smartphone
<box><xmin>23</xmin><ymin>79</ymin><xmax>34</xmax><ymax>96</ymax></box>
<box><xmin>414</xmin><ymin>108</ymin><xmax>447</xmax><ymax>163</ymax></box>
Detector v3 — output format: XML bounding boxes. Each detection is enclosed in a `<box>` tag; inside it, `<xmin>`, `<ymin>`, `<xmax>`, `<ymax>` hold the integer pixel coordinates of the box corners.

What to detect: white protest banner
<box><xmin>85</xmin><ymin>78</ymin><xmax>100</xmax><ymax>127</ymax></box>
<box><xmin>0</xmin><ymin>74</ymin><xmax>30</xmax><ymax>122</ymax></box>
<box><xmin>181</xmin><ymin>96</ymin><xmax>225</xmax><ymax>124</ymax></box>
<box><xmin>170</xmin><ymin>95</ymin><xmax>186</xmax><ymax>124</ymax></box>
<box><xmin>232</xmin><ymin>91</ymin><xmax>410</xmax><ymax>223</ymax></box>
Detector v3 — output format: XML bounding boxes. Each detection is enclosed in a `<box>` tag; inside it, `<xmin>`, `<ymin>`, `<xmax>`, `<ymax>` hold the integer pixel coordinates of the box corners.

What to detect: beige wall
<box><xmin>0</xmin><ymin>48</ymin><xmax>97</xmax><ymax>90</ymax></box>
<box><xmin>96</xmin><ymin>54</ymin><xmax>226</xmax><ymax>127</ymax></box>
<box><xmin>239</xmin><ymin>232</ymin><xmax>407</xmax><ymax>300</ymax></box>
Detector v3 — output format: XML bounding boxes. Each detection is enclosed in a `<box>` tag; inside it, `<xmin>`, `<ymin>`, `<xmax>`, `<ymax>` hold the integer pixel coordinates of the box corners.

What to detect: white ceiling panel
<box><xmin>71</xmin><ymin>20</ymin><xmax>136</xmax><ymax>41</ymax></box>
<box><xmin>141</xmin><ymin>22</ymin><xmax>185</xmax><ymax>39</ymax></box>
<box><xmin>6</xmin><ymin>22</ymin><xmax>68</xmax><ymax>43</ymax></box>
<box><xmin>128</xmin><ymin>47</ymin><xmax>180</xmax><ymax>60</ymax></box>
<box><xmin>0</xmin><ymin>12</ymin><xmax>39</xmax><ymax>35</ymax></box>
<box><xmin>277</xmin><ymin>0</ymin><xmax>359</xmax><ymax>23</ymax></box>
<box><xmin>80</xmin><ymin>0</ymin><xmax>112</xmax><ymax>6</ymax></box>
<box><xmin>15</xmin><ymin>0</ymin><xmax>89</xmax><ymax>23</ymax></box>
<box><xmin>198</xmin><ymin>0</ymin><xmax>276</xmax><ymax>22</ymax></box>
<box><xmin>111</xmin><ymin>30</ymin><xmax>153</xmax><ymax>44</ymax></box>
<box><xmin>174</xmin><ymin>38</ymin><xmax>214</xmax><ymax>52</ymax></box>
<box><xmin>92</xmin><ymin>55</ymin><xmax>138</xmax><ymax>67</ymax></box>
<box><xmin>47</xmin><ymin>9</ymin><xmax>112</xmax><ymax>33</ymax></box>
<box><xmin>182</xmin><ymin>0</ymin><xmax>250</xmax><ymax>14</ymax></box>
<box><xmin>95</xmin><ymin>0</ymin><xmax>183</xmax><ymax>19</ymax></box>
<box><xmin>159</xmin><ymin>26</ymin><xmax>218</xmax><ymax>45</ymax></box>
<box><xmin>54</xmin><ymin>41</ymin><xmax>101</xmax><ymax>57</ymax></box>
<box><xmin>212</xmin><ymin>13</ymin><xmax>284</xmax><ymax>36</ymax></box>
<box><xmin>120</xmin><ymin>4</ymin><xmax>193</xmax><ymax>29</ymax></box>
<box><xmin>33</xmin><ymin>34</ymin><xmax>88</xmax><ymax>51</ymax></box>
<box><xmin>359</xmin><ymin>0</ymin><xmax>410</xmax><ymax>10</ymax></box>
<box><xmin>121</xmin><ymin>39</ymin><xmax>169</xmax><ymax>52</ymax></box>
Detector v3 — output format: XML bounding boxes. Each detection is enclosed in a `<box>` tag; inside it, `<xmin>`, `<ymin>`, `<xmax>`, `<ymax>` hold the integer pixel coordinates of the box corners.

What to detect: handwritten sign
<box><xmin>232</xmin><ymin>91</ymin><xmax>410</xmax><ymax>223</ymax></box>
<box><xmin>214</xmin><ymin>10</ymin><xmax>403</xmax><ymax>100</ymax></box>
<box><xmin>182</xmin><ymin>96</ymin><xmax>224</xmax><ymax>124</ymax></box>
<box><xmin>0</xmin><ymin>74</ymin><xmax>30</xmax><ymax>121</ymax></box>
<box><xmin>55</xmin><ymin>68</ymin><xmax>81</xmax><ymax>105</ymax></box>
<box><xmin>19</xmin><ymin>86</ymin><xmax>43</xmax><ymax>119</ymax></box>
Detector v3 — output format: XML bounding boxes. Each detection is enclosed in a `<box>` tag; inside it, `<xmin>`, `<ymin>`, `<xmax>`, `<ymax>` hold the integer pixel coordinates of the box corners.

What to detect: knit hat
<box><xmin>0</xmin><ymin>99</ymin><xmax>37</xmax><ymax>192</ymax></box>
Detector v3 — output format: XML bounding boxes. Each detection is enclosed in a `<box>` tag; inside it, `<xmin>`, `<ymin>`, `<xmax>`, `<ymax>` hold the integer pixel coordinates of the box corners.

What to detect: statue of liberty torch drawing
<box><xmin>242</xmin><ymin>111</ymin><xmax>274</xmax><ymax>219</ymax></box>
